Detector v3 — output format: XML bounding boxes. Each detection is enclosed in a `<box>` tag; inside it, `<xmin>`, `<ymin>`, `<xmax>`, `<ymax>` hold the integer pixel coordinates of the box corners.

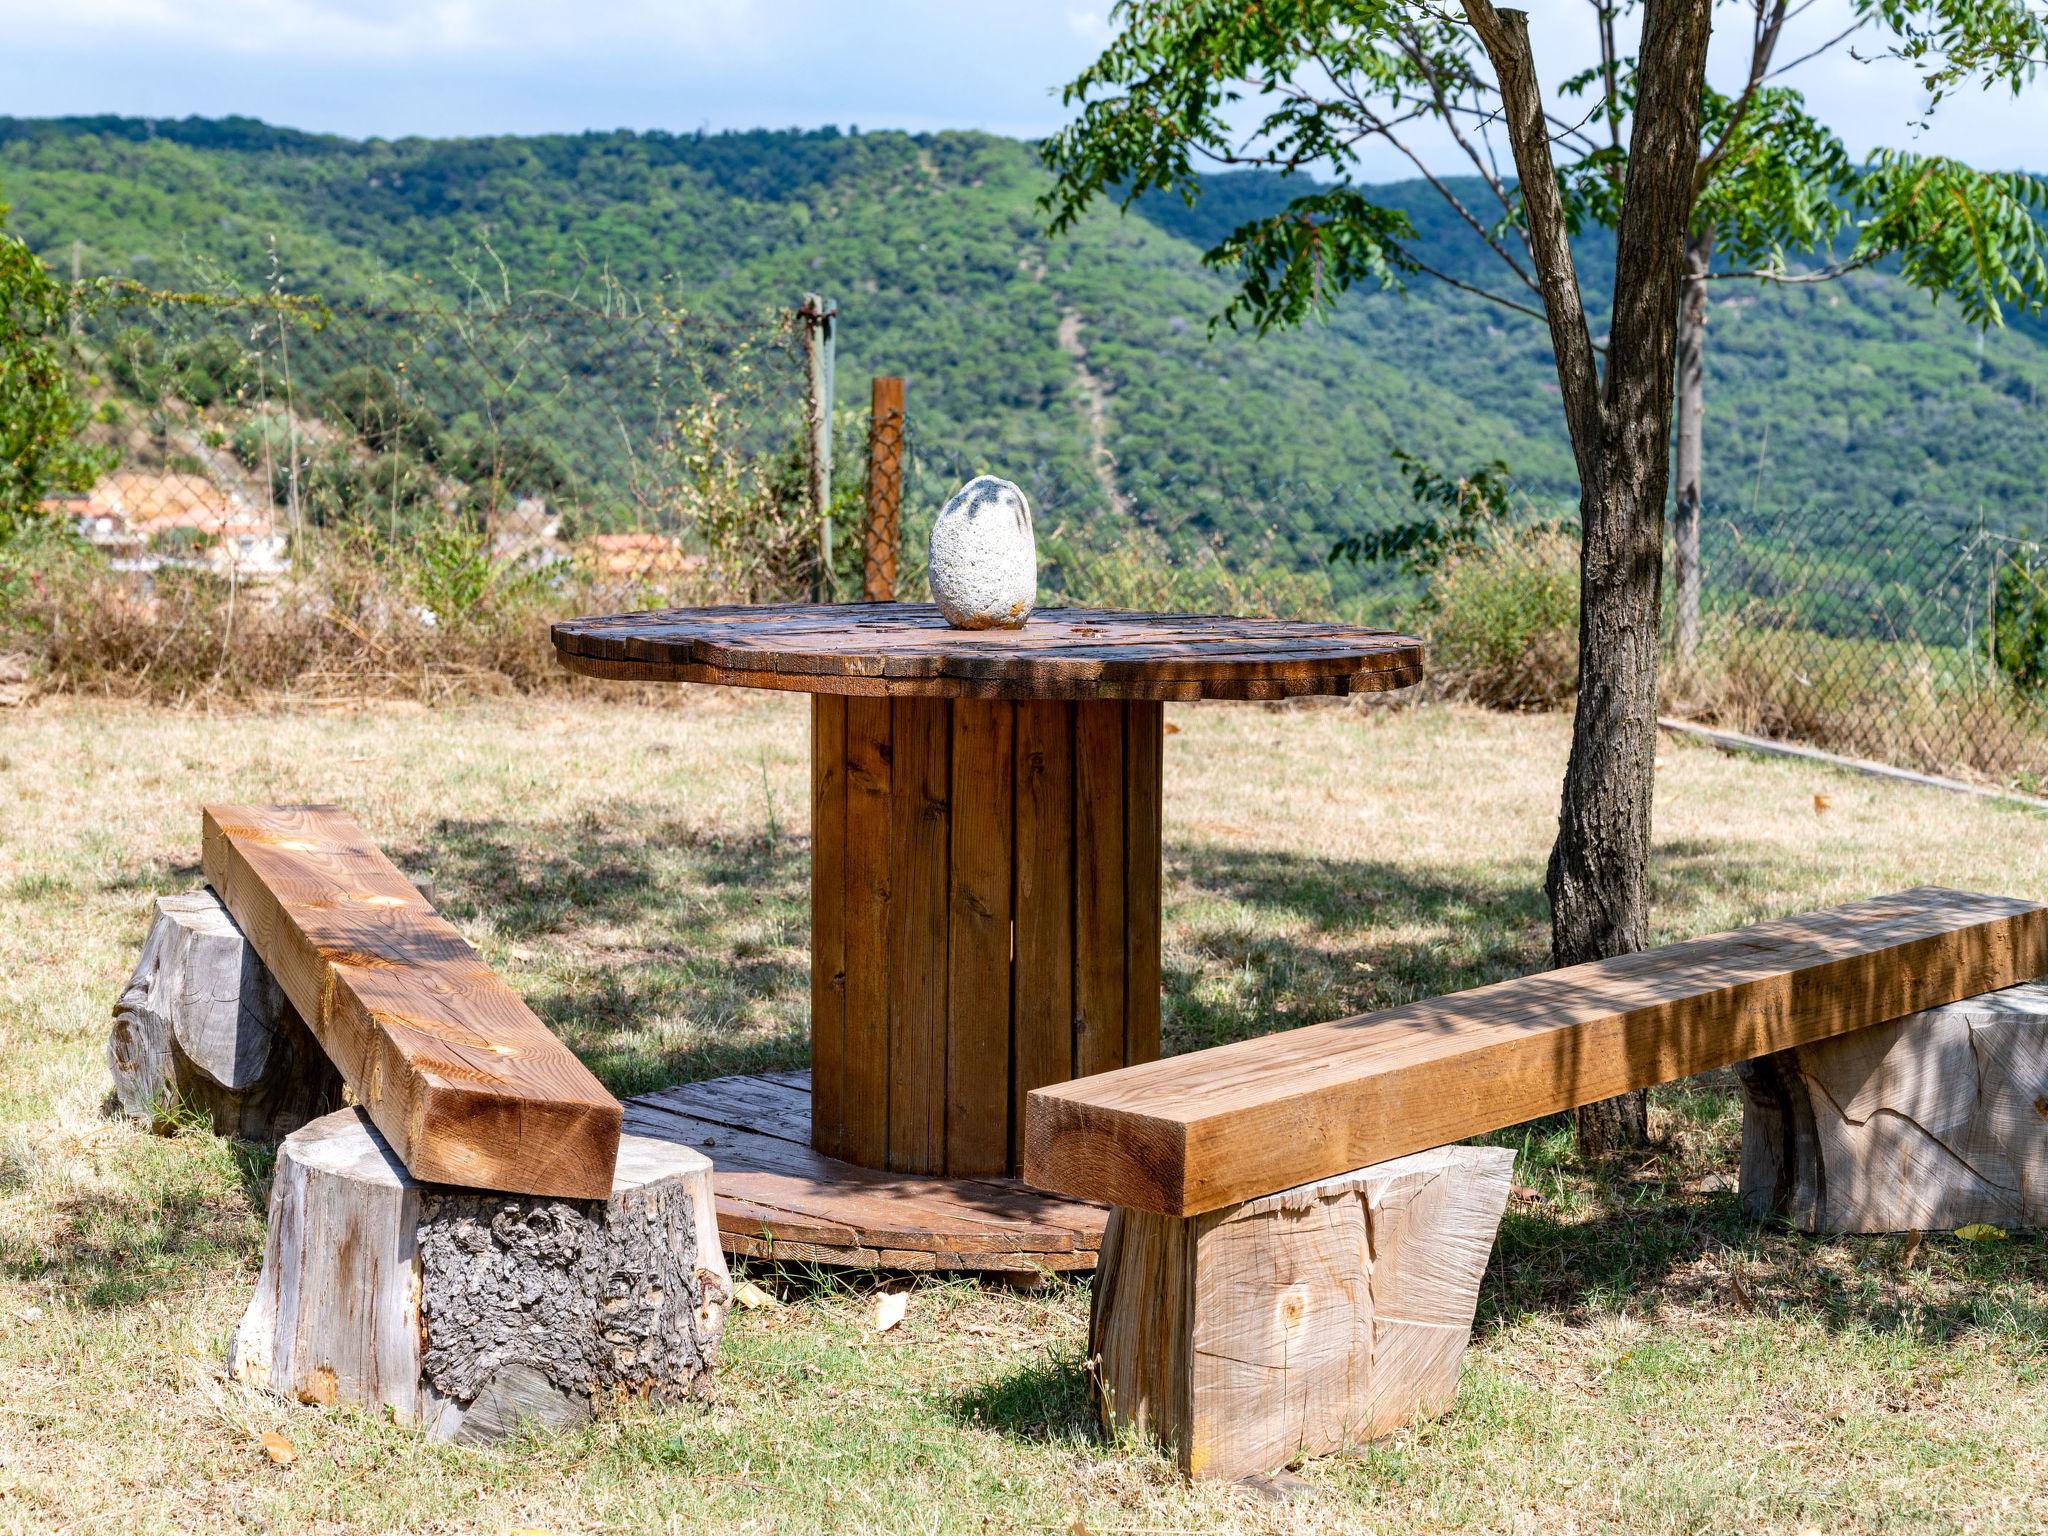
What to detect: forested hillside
<box><xmin>4</xmin><ymin>115</ymin><xmax>2045</xmax><ymax>568</ymax></box>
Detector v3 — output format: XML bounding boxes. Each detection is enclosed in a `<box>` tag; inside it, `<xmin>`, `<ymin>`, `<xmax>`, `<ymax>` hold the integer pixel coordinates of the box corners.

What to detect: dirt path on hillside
<box><xmin>1057</xmin><ymin>309</ymin><xmax>1133</xmax><ymax>519</ymax></box>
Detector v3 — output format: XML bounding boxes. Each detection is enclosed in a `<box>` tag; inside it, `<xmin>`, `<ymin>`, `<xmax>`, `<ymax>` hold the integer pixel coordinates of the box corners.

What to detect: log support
<box><xmin>231</xmin><ymin>1107</ymin><xmax>731</xmax><ymax>1441</ymax></box>
<box><xmin>1738</xmin><ymin>980</ymin><xmax>2048</xmax><ymax>1232</ymax></box>
<box><xmin>1088</xmin><ymin>1144</ymin><xmax>1513</xmax><ymax>1481</ymax></box>
<box><xmin>109</xmin><ymin>890</ymin><xmax>343</xmax><ymax>1141</ymax></box>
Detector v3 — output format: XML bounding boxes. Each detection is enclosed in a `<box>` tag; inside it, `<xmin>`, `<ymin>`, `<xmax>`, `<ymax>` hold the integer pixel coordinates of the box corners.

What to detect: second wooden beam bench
<box><xmin>1023</xmin><ymin>887</ymin><xmax>2048</xmax><ymax>1480</ymax></box>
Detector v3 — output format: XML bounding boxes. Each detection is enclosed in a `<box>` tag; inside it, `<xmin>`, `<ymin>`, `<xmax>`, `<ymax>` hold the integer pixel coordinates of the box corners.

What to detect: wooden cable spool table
<box><xmin>554</xmin><ymin>602</ymin><xmax>1424</xmax><ymax>1269</ymax></box>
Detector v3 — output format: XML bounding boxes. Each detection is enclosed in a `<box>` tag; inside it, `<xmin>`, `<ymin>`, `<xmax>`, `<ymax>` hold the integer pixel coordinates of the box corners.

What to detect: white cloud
<box><xmin>0</xmin><ymin>0</ymin><xmax>766</xmax><ymax>61</ymax></box>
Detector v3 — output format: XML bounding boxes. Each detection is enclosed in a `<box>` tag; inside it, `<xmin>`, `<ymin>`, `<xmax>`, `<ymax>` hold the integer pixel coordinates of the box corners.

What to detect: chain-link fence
<box><xmin>55</xmin><ymin>288</ymin><xmax>804</xmax><ymax>602</ymax></box>
<box><xmin>16</xmin><ymin>286</ymin><xmax>2048</xmax><ymax>788</ymax></box>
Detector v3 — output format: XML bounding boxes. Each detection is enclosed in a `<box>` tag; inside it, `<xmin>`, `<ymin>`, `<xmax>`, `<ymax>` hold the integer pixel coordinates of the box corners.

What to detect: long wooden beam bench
<box><xmin>1023</xmin><ymin>888</ymin><xmax>2048</xmax><ymax>1480</ymax></box>
<box><xmin>112</xmin><ymin>807</ymin><xmax>731</xmax><ymax>1441</ymax></box>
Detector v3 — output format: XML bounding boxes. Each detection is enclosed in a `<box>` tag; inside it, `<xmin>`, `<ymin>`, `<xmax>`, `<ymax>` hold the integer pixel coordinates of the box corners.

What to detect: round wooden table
<box><xmin>554</xmin><ymin>602</ymin><xmax>1423</xmax><ymax>1268</ymax></box>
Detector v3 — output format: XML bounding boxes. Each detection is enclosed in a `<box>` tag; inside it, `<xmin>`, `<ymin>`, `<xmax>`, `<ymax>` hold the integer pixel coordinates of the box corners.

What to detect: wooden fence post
<box><xmin>864</xmin><ymin>376</ymin><xmax>905</xmax><ymax>602</ymax></box>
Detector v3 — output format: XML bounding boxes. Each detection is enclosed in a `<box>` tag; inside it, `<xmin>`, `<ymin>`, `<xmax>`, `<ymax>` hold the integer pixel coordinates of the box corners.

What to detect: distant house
<box><xmin>65</xmin><ymin>470</ymin><xmax>287</xmax><ymax>578</ymax></box>
<box><xmin>581</xmin><ymin>532</ymin><xmax>704</xmax><ymax>583</ymax></box>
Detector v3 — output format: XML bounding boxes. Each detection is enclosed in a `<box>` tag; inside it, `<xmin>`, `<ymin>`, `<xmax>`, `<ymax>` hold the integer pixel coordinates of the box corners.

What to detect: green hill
<box><xmin>4</xmin><ymin>115</ymin><xmax>2045</xmax><ymax>576</ymax></box>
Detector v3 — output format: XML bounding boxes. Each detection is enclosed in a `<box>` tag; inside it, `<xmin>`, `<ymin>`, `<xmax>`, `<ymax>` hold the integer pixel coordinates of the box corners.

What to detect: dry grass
<box><xmin>1</xmin><ymin>693</ymin><xmax>2045</xmax><ymax>1534</ymax></box>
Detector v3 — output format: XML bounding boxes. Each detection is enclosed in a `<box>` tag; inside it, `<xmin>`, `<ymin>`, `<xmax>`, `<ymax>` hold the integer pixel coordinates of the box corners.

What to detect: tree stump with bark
<box><xmin>230</xmin><ymin>1106</ymin><xmax>731</xmax><ymax>1441</ymax></box>
<box><xmin>109</xmin><ymin>890</ymin><xmax>343</xmax><ymax>1141</ymax></box>
<box><xmin>1088</xmin><ymin>1144</ymin><xmax>1514</xmax><ymax>1480</ymax></box>
<box><xmin>1738</xmin><ymin>981</ymin><xmax>2048</xmax><ymax>1232</ymax></box>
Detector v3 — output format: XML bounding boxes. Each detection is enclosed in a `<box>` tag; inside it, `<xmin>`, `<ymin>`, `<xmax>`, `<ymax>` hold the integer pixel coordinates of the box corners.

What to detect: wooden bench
<box><xmin>1023</xmin><ymin>888</ymin><xmax>2048</xmax><ymax>1480</ymax></box>
<box><xmin>113</xmin><ymin>807</ymin><xmax>732</xmax><ymax>1441</ymax></box>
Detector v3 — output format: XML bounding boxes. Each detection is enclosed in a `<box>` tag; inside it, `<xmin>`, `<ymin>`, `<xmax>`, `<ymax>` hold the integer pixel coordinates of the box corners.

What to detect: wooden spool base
<box><xmin>623</xmin><ymin>1071</ymin><xmax>1108</xmax><ymax>1272</ymax></box>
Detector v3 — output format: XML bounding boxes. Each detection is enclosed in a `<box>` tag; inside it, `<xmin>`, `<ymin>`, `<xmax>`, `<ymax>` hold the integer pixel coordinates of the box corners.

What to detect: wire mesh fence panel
<box><xmin>23</xmin><ymin>287</ymin><xmax>2048</xmax><ymax>783</ymax></box>
<box><xmin>1674</xmin><ymin>504</ymin><xmax>2048</xmax><ymax>787</ymax></box>
<box><xmin>62</xmin><ymin>291</ymin><xmax>804</xmax><ymax>605</ymax></box>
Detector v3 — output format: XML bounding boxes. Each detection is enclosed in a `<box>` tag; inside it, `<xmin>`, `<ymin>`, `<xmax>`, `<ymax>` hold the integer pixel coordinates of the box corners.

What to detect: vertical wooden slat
<box><xmin>839</xmin><ymin>695</ymin><xmax>893</xmax><ymax>1167</ymax></box>
<box><xmin>1074</xmin><ymin>699</ymin><xmax>1127</xmax><ymax>1079</ymax></box>
<box><xmin>809</xmin><ymin>695</ymin><xmax>847</xmax><ymax>1158</ymax></box>
<box><xmin>946</xmin><ymin>697</ymin><xmax>1015</xmax><ymax>1175</ymax></box>
<box><xmin>1011</xmin><ymin>699</ymin><xmax>1075</xmax><ymax>1168</ymax></box>
<box><xmin>887</xmin><ymin>696</ymin><xmax>951</xmax><ymax>1173</ymax></box>
<box><xmin>1123</xmin><ymin>701</ymin><xmax>1165</xmax><ymax>1066</ymax></box>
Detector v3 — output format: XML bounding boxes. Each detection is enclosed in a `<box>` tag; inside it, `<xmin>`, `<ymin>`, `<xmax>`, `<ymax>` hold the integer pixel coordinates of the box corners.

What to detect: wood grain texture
<box><xmin>1073</xmin><ymin>700</ymin><xmax>1127</xmax><ymax>1080</ymax></box>
<box><xmin>623</xmin><ymin>1071</ymin><xmax>1104</xmax><ymax>1271</ymax></box>
<box><xmin>1012</xmin><ymin>699</ymin><xmax>1076</xmax><ymax>1164</ymax></box>
<box><xmin>946</xmin><ymin>698</ymin><xmax>1016</xmax><ymax>1176</ymax></box>
<box><xmin>887</xmin><ymin>696</ymin><xmax>951</xmax><ymax>1173</ymax></box>
<box><xmin>1737</xmin><ymin>979</ymin><xmax>2048</xmax><ymax>1232</ymax></box>
<box><xmin>837</xmin><ymin>697</ymin><xmax>894</xmax><ymax>1166</ymax></box>
<box><xmin>552</xmin><ymin>603</ymin><xmax>1423</xmax><ymax>702</ymax></box>
<box><xmin>808</xmin><ymin>696</ymin><xmax>1164</xmax><ymax>1176</ymax></box>
<box><xmin>231</xmin><ymin>1106</ymin><xmax>728</xmax><ymax>1441</ymax></box>
<box><xmin>201</xmin><ymin>805</ymin><xmax>621</xmax><ymax>1200</ymax></box>
<box><xmin>1090</xmin><ymin>1145</ymin><xmax>1513</xmax><ymax>1479</ymax></box>
<box><xmin>809</xmin><ymin>696</ymin><xmax>848</xmax><ymax>1161</ymax></box>
<box><xmin>1123</xmin><ymin>702</ymin><xmax>1164</xmax><ymax>1067</ymax></box>
<box><xmin>1027</xmin><ymin>888</ymin><xmax>2048</xmax><ymax>1216</ymax></box>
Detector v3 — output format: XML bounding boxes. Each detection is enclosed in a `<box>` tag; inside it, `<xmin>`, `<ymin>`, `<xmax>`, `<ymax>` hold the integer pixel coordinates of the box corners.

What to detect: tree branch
<box><xmin>1463</xmin><ymin>0</ymin><xmax>1606</xmax><ymax>464</ymax></box>
<box><xmin>1696</xmin><ymin>0</ymin><xmax>1787</xmax><ymax>195</ymax></box>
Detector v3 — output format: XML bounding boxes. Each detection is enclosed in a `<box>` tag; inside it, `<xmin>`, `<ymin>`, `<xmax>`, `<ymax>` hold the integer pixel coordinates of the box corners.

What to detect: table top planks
<box><xmin>201</xmin><ymin>804</ymin><xmax>622</xmax><ymax>1200</ymax></box>
<box><xmin>1023</xmin><ymin>887</ymin><xmax>2048</xmax><ymax>1217</ymax></box>
<box><xmin>552</xmin><ymin>603</ymin><xmax>1425</xmax><ymax>701</ymax></box>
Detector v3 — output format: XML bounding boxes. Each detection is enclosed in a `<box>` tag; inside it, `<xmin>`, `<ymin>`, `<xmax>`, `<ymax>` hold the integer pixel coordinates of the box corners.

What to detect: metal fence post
<box><xmin>799</xmin><ymin>294</ymin><xmax>838</xmax><ymax>602</ymax></box>
<box><xmin>864</xmin><ymin>376</ymin><xmax>905</xmax><ymax>601</ymax></box>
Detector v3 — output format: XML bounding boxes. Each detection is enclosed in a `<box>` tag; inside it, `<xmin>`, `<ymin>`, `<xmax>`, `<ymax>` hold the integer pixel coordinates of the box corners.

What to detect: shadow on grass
<box><xmin>1477</xmin><ymin>1150</ymin><xmax>2048</xmax><ymax>1345</ymax></box>
<box><xmin>1163</xmin><ymin>835</ymin><xmax>1784</xmax><ymax>1054</ymax></box>
<box><xmin>951</xmin><ymin>1350</ymin><xmax>1099</xmax><ymax>1445</ymax></box>
<box><xmin>3</xmin><ymin>1151</ymin><xmax>269</xmax><ymax>1309</ymax></box>
<box><xmin>413</xmin><ymin>806</ymin><xmax>813</xmax><ymax>1097</ymax></box>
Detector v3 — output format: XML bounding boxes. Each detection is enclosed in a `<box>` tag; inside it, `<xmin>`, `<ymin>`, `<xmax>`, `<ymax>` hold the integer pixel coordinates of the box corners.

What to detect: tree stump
<box><xmin>1738</xmin><ymin>980</ymin><xmax>2048</xmax><ymax>1233</ymax></box>
<box><xmin>109</xmin><ymin>889</ymin><xmax>342</xmax><ymax>1140</ymax></box>
<box><xmin>1089</xmin><ymin>1144</ymin><xmax>1514</xmax><ymax>1480</ymax></box>
<box><xmin>230</xmin><ymin>1107</ymin><xmax>731</xmax><ymax>1441</ymax></box>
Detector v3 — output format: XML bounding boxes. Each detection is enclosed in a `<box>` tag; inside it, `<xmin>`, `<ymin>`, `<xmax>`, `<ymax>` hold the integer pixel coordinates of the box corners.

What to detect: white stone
<box><xmin>928</xmin><ymin>476</ymin><xmax>1036</xmax><ymax>629</ymax></box>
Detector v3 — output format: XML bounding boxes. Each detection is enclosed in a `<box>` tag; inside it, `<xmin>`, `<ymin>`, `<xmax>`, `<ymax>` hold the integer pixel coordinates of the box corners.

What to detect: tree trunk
<box><xmin>1515</xmin><ymin>0</ymin><xmax>1713</xmax><ymax>1155</ymax></box>
<box><xmin>231</xmin><ymin>1106</ymin><xmax>731</xmax><ymax>1441</ymax></box>
<box><xmin>1672</xmin><ymin>228</ymin><xmax>1713</xmax><ymax>668</ymax></box>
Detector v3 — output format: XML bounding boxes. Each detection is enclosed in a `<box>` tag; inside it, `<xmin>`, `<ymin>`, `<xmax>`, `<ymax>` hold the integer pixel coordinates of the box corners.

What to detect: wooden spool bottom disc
<box><xmin>622</xmin><ymin>1071</ymin><xmax>1107</xmax><ymax>1272</ymax></box>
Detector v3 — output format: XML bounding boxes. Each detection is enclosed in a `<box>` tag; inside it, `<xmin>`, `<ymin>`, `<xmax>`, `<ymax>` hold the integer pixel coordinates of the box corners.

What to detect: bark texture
<box><xmin>1672</xmin><ymin>228</ymin><xmax>1714</xmax><ymax>667</ymax></box>
<box><xmin>1089</xmin><ymin>1145</ymin><xmax>1514</xmax><ymax>1480</ymax></box>
<box><xmin>1737</xmin><ymin>982</ymin><xmax>2048</xmax><ymax>1232</ymax></box>
<box><xmin>1468</xmin><ymin>0</ymin><xmax>1714</xmax><ymax>1154</ymax></box>
<box><xmin>109</xmin><ymin>889</ymin><xmax>342</xmax><ymax>1140</ymax></box>
<box><xmin>231</xmin><ymin>1107</ymin><xmax>731</xmax><ymax>1441</ymax></box>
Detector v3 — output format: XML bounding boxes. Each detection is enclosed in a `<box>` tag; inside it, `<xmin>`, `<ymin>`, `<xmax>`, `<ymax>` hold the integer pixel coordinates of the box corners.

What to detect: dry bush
<box><xmin>4</xmin><ymin>526</ymin><xmax>723</xmax><ymax>705</ymax></box>
<box><xmin>1665</xmin><ymin>616</ymin><xmax>2048</xmax><ymax>786</ymax></box>
<box><xmin>1420</xmin><ymin>522</ymin><xmax>1580</xmax><ymax>710</ymax></box>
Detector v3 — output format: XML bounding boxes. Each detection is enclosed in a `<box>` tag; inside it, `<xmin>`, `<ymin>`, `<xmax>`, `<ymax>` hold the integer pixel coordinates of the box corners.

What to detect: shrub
<box><xmin>1421</xmin><ymin>522</ymin><xmax>1580</xmax><ymax>709</ymax></box>
<box><xmin>318</xmin><ymin>365</ymin><xmax>442</xmax><ymax>458</ymax></box>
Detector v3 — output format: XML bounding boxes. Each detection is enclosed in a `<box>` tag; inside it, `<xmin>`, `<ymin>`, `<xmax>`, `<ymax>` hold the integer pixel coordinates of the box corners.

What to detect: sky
<box><xmin>0</xmin><ymin>0</ymin><xmax>2041</xmax><ymax>175</ymax></box>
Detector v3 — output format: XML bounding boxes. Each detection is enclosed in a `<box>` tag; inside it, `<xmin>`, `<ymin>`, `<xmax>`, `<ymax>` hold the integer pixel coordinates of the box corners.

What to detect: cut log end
<box><xmin>1738</xmin><ymin>981</ymin><xmax>2048</xmax><ymax>1233</ymax></box>
<box><xmin>1089</xmin><ymin>1144</ymin><xmax>1513</xmax><ymax>1481</ymax></box>
<box><xmin>109</xmin><ymin>890</ymin><xmax>342</xmax><ymax>1141</ymax></box>
<box><xmin>232</xmin><ymin>1107</ymin><xmax>730</xmax><ymax>1441</ymax></box>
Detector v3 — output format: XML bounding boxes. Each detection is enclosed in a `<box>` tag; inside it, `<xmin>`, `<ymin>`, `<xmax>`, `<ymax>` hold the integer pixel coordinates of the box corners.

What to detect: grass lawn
<box><xmin>2</xmin><ymin>691</ymin><xmax>2044</xmax><ymax>1535</ymax></box>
